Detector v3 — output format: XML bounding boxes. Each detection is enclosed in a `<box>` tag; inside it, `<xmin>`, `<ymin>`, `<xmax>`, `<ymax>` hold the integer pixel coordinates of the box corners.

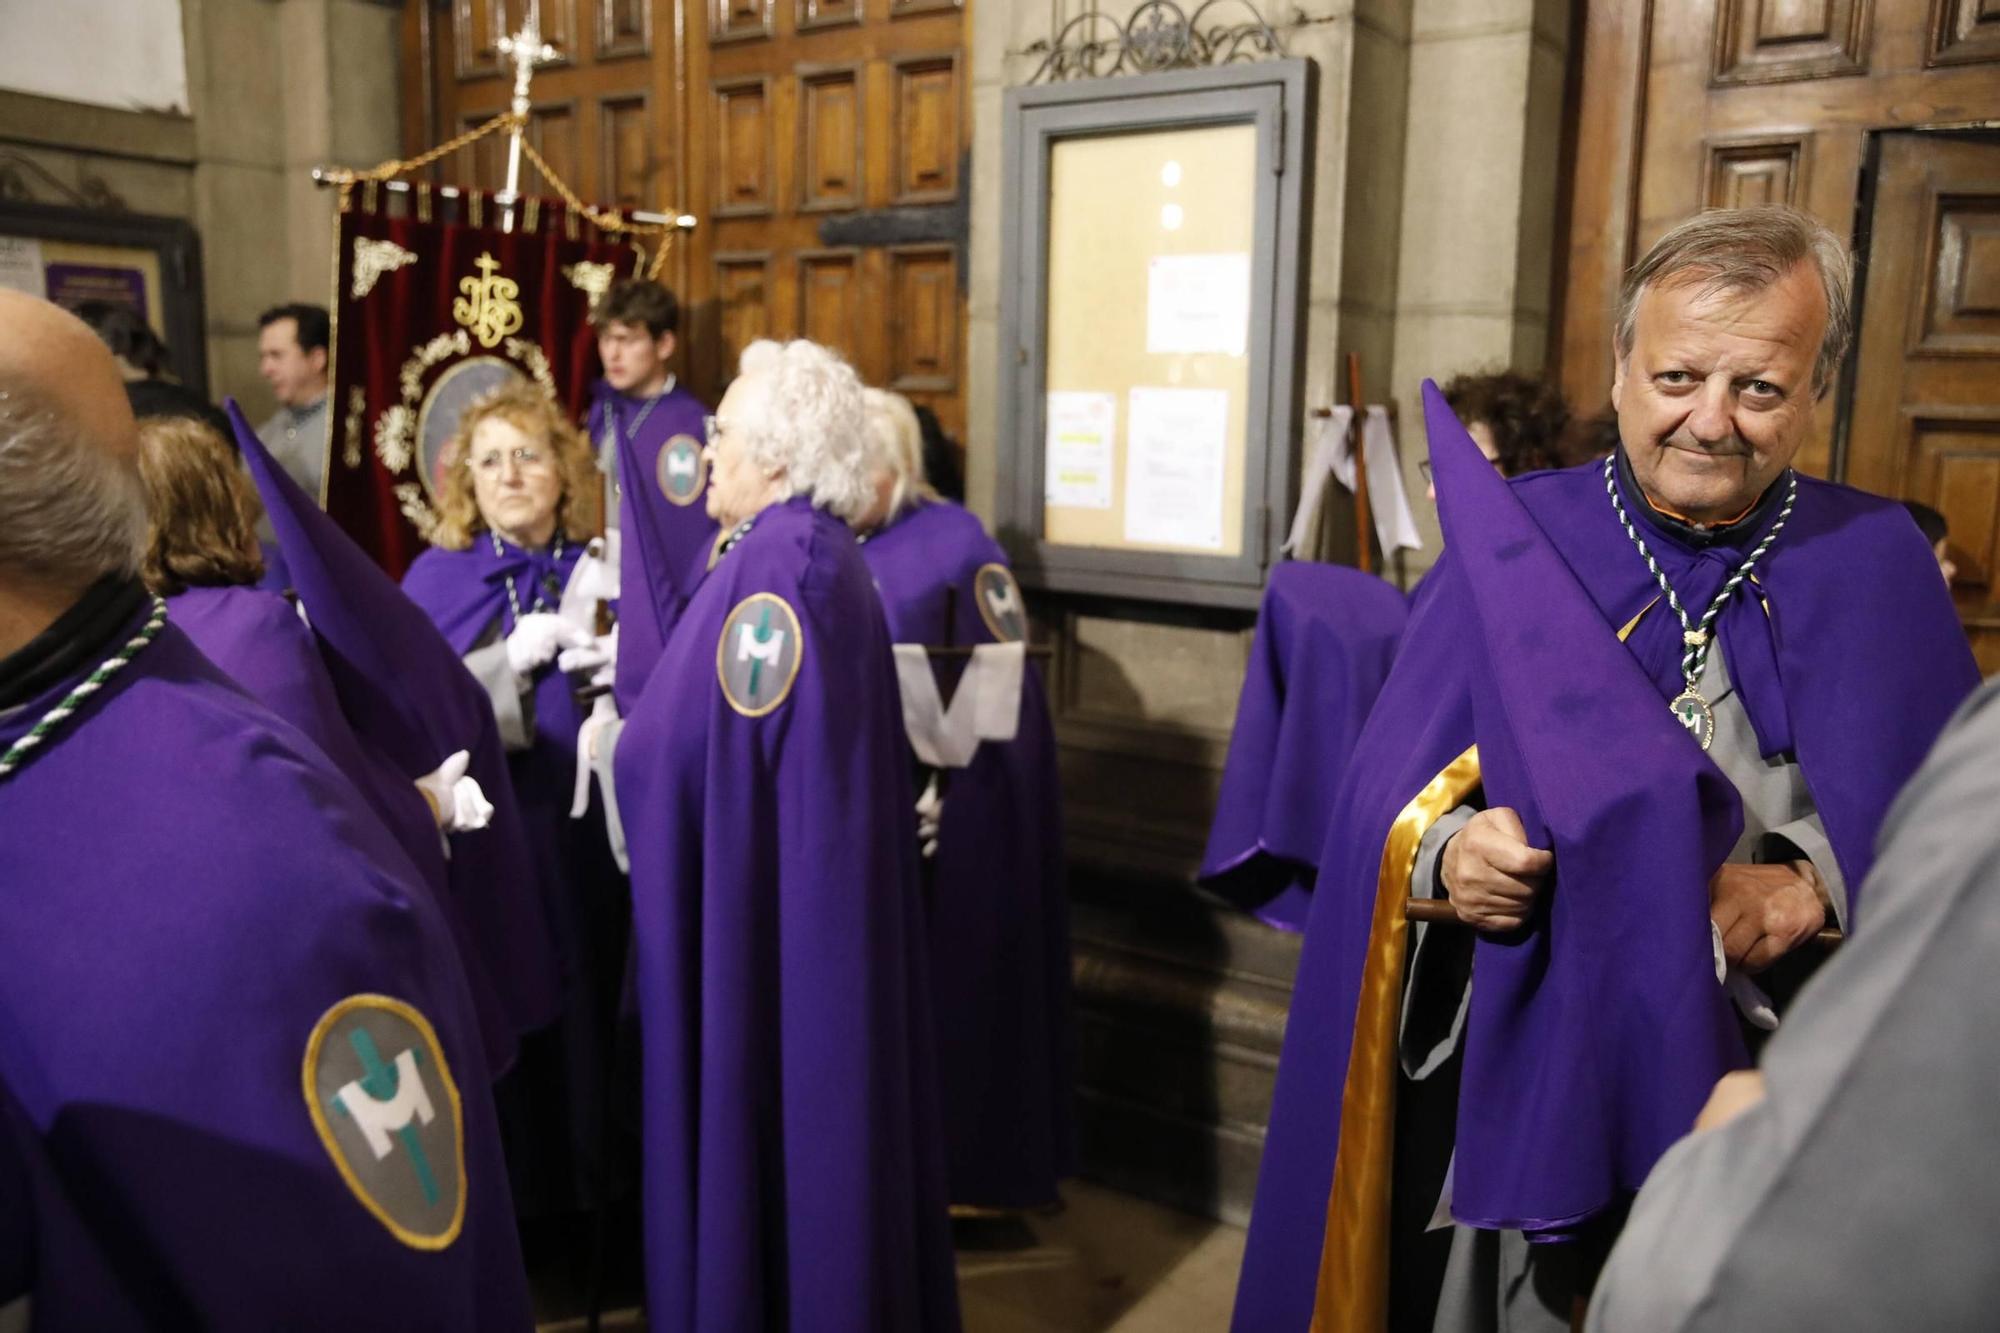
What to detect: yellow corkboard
<box><xmin>1043</xmin><ymin>121</ymin><xmax>1255</xmax><ymax>558</ymax></box>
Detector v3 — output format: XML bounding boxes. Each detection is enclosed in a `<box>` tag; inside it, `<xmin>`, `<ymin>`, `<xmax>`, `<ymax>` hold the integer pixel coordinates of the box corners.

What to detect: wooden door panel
<box><xmin>713</xmin><ymin>0</ymin><xmax>775</xmax><ymax>44</ymax></box>
<box><xmin>456</xmin><ymin>0</ymin><xmax>581</xmax><ymax>78</ymax></box>
<box><xmin>797</xmin><ymin>63</ymin><xmax>864</xmax><ymax>211</ymax></box>
<box><xmin>887</xmin><ymin>243</ymin><xmax>956</xmax><ymax>392</ymax></box>
<box><xmin>594</xmin><ymin>0</ymin><xmax>652</xmax><ymax>58</ymax></box>
<box><xmin>1703</xmin><ymin>133</ymin><xmax>1811</xmax><ymax>208</ymax></box>
<box><xmin>890</xmin><ymin>53</ymin><xmax>958</xmax><ymax>203</ymax></box>
<box><xmin>713</xmin><ymin>76</ymin><xmax>776</xmax><ymax>217</ymax></box>
<box><xmin>600</xmin><ymin>94</ymin><xmax>656</xmax><ymax>209</ymax></box>
<box><xmin>1928</xmin><ymin>0</ymin><xmax>2000</xmax><ymax>65</ymax></box>
<box><xmin>797</xmin><ymin>0</ymin><xmax>863</xmax><ymax>31</ymax></box>
<box><xmin>798</xmin><ymin>248</ymin><xmax>860</xmax><ymax>350</ymax></box>
<box><xmin>1712</xmin><ymin>0</ymin><xmax>1873</xmax><ymax>84</ymax></box>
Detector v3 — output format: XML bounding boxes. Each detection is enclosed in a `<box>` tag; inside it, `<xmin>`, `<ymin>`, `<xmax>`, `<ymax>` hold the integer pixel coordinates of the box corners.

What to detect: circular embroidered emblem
<box><xmin>716</xmin><ymin>592</ymin><xmax>803</xmax><ymax>717</ymax></box>
<box><xmin>656</xmin><ymin>433</ymin><xmax>707</xmax><ymax>506</ymax></box>
<box><xmin>303</xmin><ymin>994</ymin><xmax>466</xmax><ymax>1251</ymax></box>
<box><xmin>973</xmin><ymin>563</ymin><xmax>1028</xmax><ymax>644</ymax></box>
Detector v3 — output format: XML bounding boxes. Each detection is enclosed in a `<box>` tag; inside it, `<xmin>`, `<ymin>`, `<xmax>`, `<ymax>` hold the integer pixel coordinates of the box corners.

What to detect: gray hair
<box><xmin>1615</xmin><ymin>205</ymin><xmax>1854</xmax><ymax>398</ymax></box>
<box><xmin>861</xmin><ymin>387</ymin><xmax>937</xmax><ymax>522</ymax></box>
<box><xmin>0</xmin><ymin>386</ymin><xmax>148</xmax><ymax>587</ymax></box>
<box><xmin>736</xmin><ymin>338</ymin><xmax>873</xmax><ymax>523</ymax></box>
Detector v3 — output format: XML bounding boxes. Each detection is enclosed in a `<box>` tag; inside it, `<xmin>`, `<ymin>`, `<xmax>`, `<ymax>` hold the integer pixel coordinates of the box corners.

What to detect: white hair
<box><xmin>736</xmin><ymin>339</ymin><xmax>873</xmax><ymax>523</ymax></box>
<box><xmin>0</xmin><ymin>386</ymin><xmax>147</xmax><ymax>587</ymax></box>
<box><xmin>861</xmin><ymin>388</ymin><xmax>937</xmax><ymax>522</ymax></box>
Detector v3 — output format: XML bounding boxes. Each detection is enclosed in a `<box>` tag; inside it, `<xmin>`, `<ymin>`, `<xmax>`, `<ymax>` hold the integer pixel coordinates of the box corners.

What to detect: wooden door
<box><xmin>682</xmin><ymin>0</ymin><xmax>969</xmax><ymax>434</ymax></box>
<box><xmin>1557</xmin><ymin>0</ymin><xmax>2000</xmax><ymax>482</ymax></box>
<box><xmin>403</xmin><ymin>0</ymin><xmax>971</xmax><ymax>436</ymax></box>
<box><xmin>1847</xmin><ymin>132</ymin><xmax>2000</xmax><ymax>672</ymax></box>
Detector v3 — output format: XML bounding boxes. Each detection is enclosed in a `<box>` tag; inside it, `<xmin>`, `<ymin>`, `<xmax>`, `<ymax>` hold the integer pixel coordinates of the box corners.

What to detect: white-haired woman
<box><xmin>607</xmin><ymin>340</ymin><xmax>960</xmax><ymax>1331</ymax></box>
<box><xmin>853</xmin><ymin>387</ymin><xmax>1075</xmax><ymax>1214</ymax></box>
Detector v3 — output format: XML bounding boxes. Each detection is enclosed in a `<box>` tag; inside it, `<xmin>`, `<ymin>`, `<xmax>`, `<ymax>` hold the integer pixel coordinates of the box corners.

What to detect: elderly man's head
<box><xmin>705</xmin><ymin>339</ymin><xmax>870</xmax><ymax>531</ymax></box>
<box><xmin>0</xmin><ymin>292</ymin><xmax>149</xmax><ymax>616</ymax></box>
<box><xmin>1611</xmin><ymin>206</ymin><xmax>1853</xmax><ymax>525</ymax></box>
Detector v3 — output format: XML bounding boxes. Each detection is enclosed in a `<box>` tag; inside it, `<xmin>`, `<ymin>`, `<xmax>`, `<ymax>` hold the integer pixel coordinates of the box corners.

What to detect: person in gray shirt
<box><xmin>1586</xmin><ymin>673</ymin><xmax>2000</xmax><ymax>1332</ymax></box>
<box><xmin>256</xmin><ymin>303</ymin><xmax>330</xmax><ymax>502</ymax></box>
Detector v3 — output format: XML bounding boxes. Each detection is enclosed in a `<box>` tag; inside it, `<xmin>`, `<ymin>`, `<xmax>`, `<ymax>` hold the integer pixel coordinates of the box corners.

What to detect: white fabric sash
<box><xmin>891</xmin><ymin>642</ymin><xmax>1024</xmax><ymax>769</ymax></box>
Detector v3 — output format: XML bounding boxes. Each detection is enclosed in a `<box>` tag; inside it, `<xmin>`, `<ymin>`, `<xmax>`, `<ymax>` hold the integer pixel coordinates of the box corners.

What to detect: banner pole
<box><xmin>495</xmin><ymin>18</ymin><xmax>558</xmax><ymax>235</ymax></box>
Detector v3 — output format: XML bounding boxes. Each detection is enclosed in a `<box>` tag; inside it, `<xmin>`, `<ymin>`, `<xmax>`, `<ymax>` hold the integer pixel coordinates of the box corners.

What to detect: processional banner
<box><xmin>327</xmin><ymin>183</ymin><xmax>638</xmax><ymax>577</ymax></box>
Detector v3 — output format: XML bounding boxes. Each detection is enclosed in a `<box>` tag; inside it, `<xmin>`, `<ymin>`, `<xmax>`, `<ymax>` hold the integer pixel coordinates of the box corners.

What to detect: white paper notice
<box><xmin>1044</xmin><ymin>391</ymin><xmax>1117</xmax><ymax>509</ymax></box>
<box><xmin>0</xmin><ymin>237</ymin><xmax>43</xmax><ymax>296</ymax></box>
<box><xmin>1124</xmin><ymin>387</ymin><xmax>1228</xmax><ymax>550</ymax></box>
<box><xmin>1146</xmin><ymin>253</ymin><xmax>1250</xmax><ymax>357</ymax></box>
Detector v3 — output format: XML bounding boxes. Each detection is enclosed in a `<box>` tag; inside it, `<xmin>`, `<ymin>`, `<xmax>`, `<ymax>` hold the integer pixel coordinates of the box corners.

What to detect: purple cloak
<box><xmin>1232</xmin><ymin>383</ymin><xmax>1981</xmax><ymax>1330</ymax></box>
<box><xmin>1199</xmin><ymin>562</ymin><xmax>1408</xmax><ymax>931</ymax></box>
<box><xmin>614</xmin><ymin>497</ymin><xmax>961</xmax><ymax>1331</ymax></box>
<box><xmin>0</xmin><ymin>615</ymin><xmax>530</xmax><ymax>1328</ymax></box>
<box><xmin>587</xmin><ymin>381</ymin><xmax>716</xmax><ymax>713</ymax></box>
<box><xmin>861</xmin><ymin>499</ymin><xmax>1076</xmax><ymax>1211</ymax></box>
<box><xmin>403</xmin><ymin>538</ymin><xmax>635</xmax><ymax>1214</ymax></box>
<box><xmin>226</xmin><ymin>399</ymin><xmax>564</xmax><ymax>1060</ymax></box>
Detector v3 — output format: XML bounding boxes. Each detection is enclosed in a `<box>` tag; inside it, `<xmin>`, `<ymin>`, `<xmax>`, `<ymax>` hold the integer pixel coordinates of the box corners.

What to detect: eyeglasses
<box><xmin>467</xmin><ymin>446</ymin><xmax>552</xmax><ymax>474</ymax></box>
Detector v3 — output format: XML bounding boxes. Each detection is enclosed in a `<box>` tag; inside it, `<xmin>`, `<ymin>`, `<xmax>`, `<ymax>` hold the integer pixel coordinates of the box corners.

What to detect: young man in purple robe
<box><xmin>585</xmin><ymin>278</ymin><xmax>717</xmax><ymax>712</ymax></box>
<box><xmin>1232</xmin><ymin>207</ymin><xmax>1982</xmax><ymax>1332</ymax></box>
<box><xmin>853</xmin><ymin>387</ymin><xmax>1075</xmax><ymax>1214</ymax></box>
<box><xmin>403</xmin><ymin>382</ymin><xmax>635</xmax><ymax>1223</ymax></box>
<box><xmin>0</xmin><ymin>292</ymin><xmax>532</xmax><ymax>1328</ymax></box>
<box><xmin>599</xmin><ymin>340</ymin><xmax>961</xmax><ymax>1331</ymax></box>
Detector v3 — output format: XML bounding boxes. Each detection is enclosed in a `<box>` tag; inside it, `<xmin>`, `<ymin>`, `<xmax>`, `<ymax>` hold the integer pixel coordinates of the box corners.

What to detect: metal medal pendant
<box><xmin>1670</xmin><ymin>688</ymin><xmax>1715</xmax><ymax>751</ymax></box>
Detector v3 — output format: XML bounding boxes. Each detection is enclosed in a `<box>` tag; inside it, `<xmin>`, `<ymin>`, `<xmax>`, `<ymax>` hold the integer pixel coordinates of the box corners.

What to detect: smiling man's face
<box><xmin>1611</xmin><ymin>260</ymin><xmax>1826</xmax><ymax>523</ymax></box>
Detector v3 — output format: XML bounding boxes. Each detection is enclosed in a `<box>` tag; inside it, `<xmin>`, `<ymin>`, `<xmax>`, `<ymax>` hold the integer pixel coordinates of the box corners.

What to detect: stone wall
<box><xmin>0</xmin><ymin>0</ymin><xmax>402</xmax><ymax>409</ymax></box>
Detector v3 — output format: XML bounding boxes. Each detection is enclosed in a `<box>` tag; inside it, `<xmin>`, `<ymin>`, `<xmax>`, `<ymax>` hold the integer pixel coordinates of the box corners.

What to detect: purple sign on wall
<box><xmin>45</xmin><ymin>263</ymin><xmax>149</xmax><ymax>323</ymax></box>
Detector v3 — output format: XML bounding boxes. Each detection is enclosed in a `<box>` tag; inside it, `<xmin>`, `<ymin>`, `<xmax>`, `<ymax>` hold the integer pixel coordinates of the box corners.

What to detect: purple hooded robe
<box><xmin>402</xmin><ymin>537</ymin><xmax>634</xmax><ymax>1214</ymax></box>
<box><xmin>860</xmin><ymin>499</ymin><xmax>1076</xmax><ymax>1211</ymax></box>
<box><xmin>0</xmin><ymin>596</ymin><xmax>531</xmax><ymax>1329</ymax></box>
<box><xmin>226</xmin><ymin>400</ymin><xmax>563</xmax><ymax>1064</ymax></box>
<box><xmin>1232</xmin><ymin>383</ymin><xmax>1981</xmax><ymax>1331</ymax></box>
<box><xmin>614</xmin><ymin>497</ymin><xmax>962</xmax><ymax>1331</ymax></box>
<box><xmin>586</xmin><ymin>380</ymin><xmax>715</xmax><ymax>713</ymax></box>
<box><xmin>1199</xmin><ymin>562</ymin><xmax>1409</xmax><ymax>931</ymax></box>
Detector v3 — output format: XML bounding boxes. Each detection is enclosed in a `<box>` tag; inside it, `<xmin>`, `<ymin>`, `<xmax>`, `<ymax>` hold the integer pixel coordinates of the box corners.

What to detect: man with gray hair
<box><xmin>1233</xmin><ymin>206</ymin><xmax>1980</xmax><ymax>1332</ymax></box>
<box><xmin>0</xmin><ymin>292</ymin><xmax>533</xmax><ymax>1328</ymax></box>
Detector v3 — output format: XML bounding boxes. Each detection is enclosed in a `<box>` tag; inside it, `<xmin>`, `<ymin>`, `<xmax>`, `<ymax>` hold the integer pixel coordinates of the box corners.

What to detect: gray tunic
<box><xmin>1401</xmin><ymin>644</ymin><xmax>1848</xmax><ymax>1333</ymax></box>
<box><xmin>1585</xmin><ymin>675</ymin><xmax>2000</xmax><ymax>1331</ymax></box>
<box><xmin>257</xmin><ymin>396</ymin><xmax>329</xmax><ymax>503</ymax></box>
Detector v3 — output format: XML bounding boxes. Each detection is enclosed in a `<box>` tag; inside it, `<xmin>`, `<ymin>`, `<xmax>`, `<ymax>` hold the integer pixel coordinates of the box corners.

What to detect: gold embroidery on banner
<box><xmin>562</xmin><ymin>260</ymin><xmax>616</xmax><ymax>313</ymax></box>
<box><xmin>342</xmin><ymin>386</ymin><xmax>367</xmax><ymax>469</ymax></box>
<box><xmin>502</xmin><ymin>337</ymin><xmax>557</xmax><ymax>398</ymax></box>
<box><xmin>523</xmin><ymin>195</ymin><xmax>542</xmax><ymax>234</ymax></box>
<box><xmin>1310</xmin><ymin>746</ymin><xmax>1483</xmax><ymax>1333</ymax></box>
<box><xmin>453</xmin><ymin>252</ymin><xmax>524</xmax><ymax>350</ymax></box>
<box><xmin>394</xmin><ymin>483</ymin><xmax>439</xmax><ymax>540</ymax></box>
<box><xmin>351</xmin><ymin>237</ymin><xmax>419</xmax><ymax>300</ymax></box>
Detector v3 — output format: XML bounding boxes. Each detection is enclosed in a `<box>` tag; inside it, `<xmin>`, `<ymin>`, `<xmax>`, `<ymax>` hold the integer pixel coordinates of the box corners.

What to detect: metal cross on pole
<box><xmin>495</xmin><ymin>15</ymin><xmax>560</xmax><ymax>233</ymax></box>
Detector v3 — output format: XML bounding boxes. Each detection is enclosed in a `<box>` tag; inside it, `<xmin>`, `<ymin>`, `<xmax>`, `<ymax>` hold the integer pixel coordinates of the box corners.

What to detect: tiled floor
<box><xmin>955</xmin><ymin>1183</ymin><xmax>1246</xmax><ymax>1332</ymax></box>
<box><xmin>533</xmin><ymin>1181</ymin><xmax>1246</xmax><ymax>1332</ymax></box>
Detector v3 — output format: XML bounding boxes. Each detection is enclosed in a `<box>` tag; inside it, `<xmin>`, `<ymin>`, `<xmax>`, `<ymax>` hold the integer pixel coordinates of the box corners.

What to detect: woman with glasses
<box><xmin>605</xmin><ymin>339</ymin><xmax>961</xmax><ymax>1332</ymax></box>
<box><xmin>402</xmin><ymin>380</ymin><xmax>636</xmax><ymax>1233</ymax></box>
<box><xmin>851</xmin><ymin>387</ymin><xmax>1075</xmax><ymax>1218</ymax></box>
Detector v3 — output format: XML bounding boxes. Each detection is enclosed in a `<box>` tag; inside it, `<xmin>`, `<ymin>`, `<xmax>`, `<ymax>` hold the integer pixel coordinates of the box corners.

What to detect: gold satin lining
<box><xmin>1310</xmin><ymin>744</ymin><xmax>1482</xmax><ymax>1333</ymax></box>
<box><xmin>1618</xmin><ymin>595</ymin><xmax>1659</xmax><ymax>642</ymax></box>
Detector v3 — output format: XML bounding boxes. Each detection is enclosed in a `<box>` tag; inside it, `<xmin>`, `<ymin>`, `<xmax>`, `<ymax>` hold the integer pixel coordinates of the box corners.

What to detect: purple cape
<box><xmin>0</xmin><ymin>617</ymin><xmax>530</xmax><ymax>1329</ymax></box>
<box><xmin>403</xmin><ymin>538</ymin><xmax>633</xmax><ymax>1213</ymax></box>
<box><xmin>615</xmin><ymin>497</ymin><xmax>961</xmax><ymax>1331</ymax></box>
<box><xmin>1199</xmin><ymin>562</ymin><xmax>1408</xmax><ymax>931</ymax></box>
<box><xmin>1232</xmin><ymin>384</ymin><xmax>1981</xmax><ymax>1330</ymax></box>
<box><xmin>861</xmin><ymin>500</ymin><xmax>1076</xmax><ymax>1210</ymax></box>
<box><xmin>226</xmin><ymin>398</ymin><xmax>563</xmax><ymax>1058</ymax></box>
<box><xmin>587</xmin><ymin>381</ymin><xmax>716</xmax><ymax>713</ymax></box>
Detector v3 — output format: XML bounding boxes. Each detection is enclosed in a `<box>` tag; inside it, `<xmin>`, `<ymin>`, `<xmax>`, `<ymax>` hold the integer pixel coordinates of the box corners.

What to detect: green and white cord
<box><xmin>0</xmin><ymin>596</ymin><xmax>168</xmax><ymax>781</ymax></box>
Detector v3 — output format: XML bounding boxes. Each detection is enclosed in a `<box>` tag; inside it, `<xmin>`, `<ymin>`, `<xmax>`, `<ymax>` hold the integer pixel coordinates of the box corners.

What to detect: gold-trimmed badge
<box><xmin>656</xmin><ymin>434</ymin><xmax>707</xmax><ymax>507</ymax></box>
<box><xmin>717</xmin><ymin>593</ymin><xmax>803</xmax><ymax>717</ymax></box>
<box><xmin>973</xmin><ymin>563</ymin><xmax>1028</xmax><ymax>644</ymax></box>
<box><xmin>303</xmin><ymin>994</ymin><xmax>467</xmax><ymax>1251</ymax></box>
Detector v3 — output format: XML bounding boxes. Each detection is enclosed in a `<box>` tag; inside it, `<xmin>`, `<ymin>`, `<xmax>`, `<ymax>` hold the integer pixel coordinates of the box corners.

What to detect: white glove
<box><xmin>415</xmin><ymin>749</ymin><xmax>495</xmax><ymax>833</ymax></box>
<box><xmin>571</xmin><ymin>693</ymin><xmax>622</xmax><ymax>818</ymax></box>
<box><xmin>506</xmin><ymin>612</ymin><xmax>592</xmax><ymax>679</ymax></box>
<box><xmin>915</xmin><ymin>771</ymin><xmax>943</xmax><ymax>860</ymax></box>
<box><xmin>558</xmin><ymin>624</ymin><xmax>618</xmax><ymax>677</ymax></box>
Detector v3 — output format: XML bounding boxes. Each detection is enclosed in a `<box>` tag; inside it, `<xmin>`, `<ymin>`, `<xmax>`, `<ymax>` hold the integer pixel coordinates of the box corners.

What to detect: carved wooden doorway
<box><xmin>402</xmin><ymin>0</ymin><xmax>971</xmax><ymax>432</ymax></box>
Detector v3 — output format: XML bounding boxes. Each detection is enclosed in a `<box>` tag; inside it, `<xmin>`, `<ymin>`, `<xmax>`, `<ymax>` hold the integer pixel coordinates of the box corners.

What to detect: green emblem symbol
<box><xmin>717</xmin><ymin>592</ymin><xmax>803</xmax><ymax>717</ymax></box>
<box><xmin>304</xmin><ymin>995</ymin><xmax>466</xmax><ymax>1250</ymax></box>
<box><xmin>656</xmin><ymin>433</ymin><xmax>707</xmax><ymax>506</ymax></box>
<box><xmin>974</xmin><ymin>563</ymin><xmax>1028</xmax><ymax>644</ymax></box>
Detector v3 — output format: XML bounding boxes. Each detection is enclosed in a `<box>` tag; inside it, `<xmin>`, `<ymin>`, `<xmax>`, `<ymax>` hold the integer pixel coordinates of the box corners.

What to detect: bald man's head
<box><xmin>0</xmin><ymin>291</ymin><xmax>149</xmax><ymax>595</ymax></box>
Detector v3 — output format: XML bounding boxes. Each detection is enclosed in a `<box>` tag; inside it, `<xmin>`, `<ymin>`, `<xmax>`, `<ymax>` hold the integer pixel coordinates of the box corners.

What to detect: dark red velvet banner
<box><xmin>328</xmin><ymin>187</ymin><xmax>636</xmax><ymax>577</ymax></box>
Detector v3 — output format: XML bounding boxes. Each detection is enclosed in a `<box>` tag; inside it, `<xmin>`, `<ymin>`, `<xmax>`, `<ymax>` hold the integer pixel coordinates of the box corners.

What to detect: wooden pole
<box><xmin>1347</xmin><ymin>351</ymin><xmax>1372</xmax><ymax>574</ymax></box>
